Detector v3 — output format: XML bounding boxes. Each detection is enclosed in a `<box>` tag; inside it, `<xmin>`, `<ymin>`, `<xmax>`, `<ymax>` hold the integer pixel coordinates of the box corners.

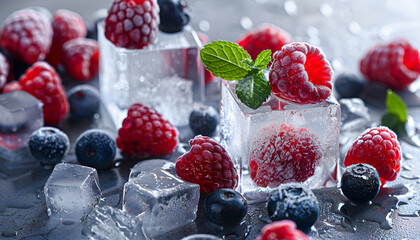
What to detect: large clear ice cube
<box><xmin>44</xmin><ymin>163</ymin><xmax>101</xmax><ymax>221</ymax></box>
<box><xmin>220</xmin><ymin>80</ymin><xmax>340</xmax><ymax>200</ymax></box>
<box><xmin>83</xmin><ymin>206</ymin><xmax>145</xmax><ymax>240</ymax></box>
<box><xmin>0</xmin><ymin>91</ymin><xmax>43</xmax><ymax>150</ymax></box>
<box><xmin>128</xmin><ymin>159</ymin><xmax>176</xmax><ymax>180</ymax></box>
<box><xmin>122</xmin><ymin>168</ymin><xmax>200</xmax><ymax>238</ymax></box>
<box><xmin>98</xmin><ymin>23</ymin><xmax>204</xmax><ymax>127</ymax></box>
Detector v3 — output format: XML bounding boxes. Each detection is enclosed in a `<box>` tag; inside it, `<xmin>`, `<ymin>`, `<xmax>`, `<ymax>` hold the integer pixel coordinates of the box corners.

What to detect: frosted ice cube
<box><xmin>0</xmin><ymin>91</ymin><xmax>43</xmax><ymax>150</ymax></box>
<box><xmin>339</xmin><ymin>98</ymin><xmax>371</xmax><ymax>132</ymax></box>
<box><xmin>220</xmin><ymin>80</ymin><xmax>340</xmax><ymax>201</ymax></box>
<box><xmin>122</xmin><ymin>168</ymin><xmax>200</xmax><ymax>238</ymax></box>
<box><xmin>129</xmin><ymin>159</ymin><xmax>176</xmax><ymax>180</ymax></box>
<box><xmin>44</xmin><ymin>163</ymin><xmax>101</xmax><ymax>221</ymax></box>
<box><xmin>83</xmin><ymin>206</ymin><xmax>145</xmax><ymax>240</ymax></box>
<box><xmin>98</xmin><ymin>23</ymin><xmax>204</xmax><ymax>128</ymax></box>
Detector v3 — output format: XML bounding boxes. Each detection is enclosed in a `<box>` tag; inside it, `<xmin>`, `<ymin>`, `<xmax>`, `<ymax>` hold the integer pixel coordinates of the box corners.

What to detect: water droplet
<box><xmin>199</xmin><ymin>20</ymin><xmax>210</xmax><ymax>32</ymax></box>
<box><xmin>284</xmin><ymin>0</ymin><xmax>298</xmax><ymax>16</ymax></box>
<box><xmin>320</xmin><ymin>3</ymin><xmax>333</xmax><ymax>17</ymax></box>
<box><xmin>240</xmin><ymin>17</ymin><xmax>253</xmax><ymax>30</ymax></box>
<box><xmin>348</xmin><ymin>22</ymin><xmax>361</xmax><ymax>35</ymax></box>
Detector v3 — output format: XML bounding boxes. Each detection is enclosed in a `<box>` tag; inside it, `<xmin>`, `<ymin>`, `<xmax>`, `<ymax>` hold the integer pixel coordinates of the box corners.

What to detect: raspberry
<box><xmin>61</xmin><ymin>38</ymin><xmax>99</xmax><ymax>81</ymax></box>
<box><xmin>360</xmin><ymin>39</ymin><xmax>420</xmax><ymax>91</ymax></box>
<box><xmin>175</xmin><ymin>136</ymin><xmax>238</xmax><ymax>194</ymax></box>
<box><xmin>269</xmin><ymin>42</ymin><xmax>333</xmax><ymax>104</ymax></box>
<box><xmin>344</xmin><ymin>126</ymin><xmax>401</xmax><ymax>185</ymax></box>
<box><xmin>249</xmin><ymin>124</ymin><xmax>322</xmax><ymax>188</ymax></box>
<box><xmin>116</xmin><ymin>103</ymin><xmax>178</xmax><ymax>157</ymax></box>
<box><xmin>2</xmin><ymin>81</ymin><xmax>23</xmax><ymax>93</ymax></box>
<box><xmin>255</xmin><ymin>220</ymin><xmax>310</xmax><ymax>240</ymax></box>
<box><xmin>105</xmin><ymin>0</ymin><xmax>160</xmax><ymax>49</ymax></box>
<box><xmin>0</xmin><ymin>9</ymin><xmax>52</xmax><ymax>65</ymax></box>
<box><xmin>46</xmin><ymin>9</ymin><xmax>87</xmax><ymax>67</ymax></box>
<box><xmin>0</xmin><ymin>52</ymin><xmax>10</xmax><ymax>89</ymax></box>
<box><xmin>236</xmin><ymin>24</ymin><xmax>292</xmax><ymax>63</ymax></box>
<box><xmin>19</xmin><ymin>62</ymin><xmax>69</xmax><ymax>126</ymax></box>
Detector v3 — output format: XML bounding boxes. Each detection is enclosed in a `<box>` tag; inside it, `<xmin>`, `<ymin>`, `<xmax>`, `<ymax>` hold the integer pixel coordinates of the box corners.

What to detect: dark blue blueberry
<box><xmin>67</xmin><ymin>85</ymin><xmax>100</xmax><ymax>120</ymax></box>
<box><xmin>204</xmin><ymin>188</ymin><xmax>248</xmax><ymax>226</ymax></box>
<box><xmin>267</xmin><ymin>183</ymin><xmax>319</xmax><ymax>230</ymax></box>
<box><xmin>341</xmin><ymin>163</ymin><xmax>380</xmax><ymax>203</ymax></box>
<box><xmin>158</xmin><ymin>0</ymin><xmax>190</xmax><ymax>33</ymax></box>
<box><xmin>335</xmin><ymin>73</ymin><xmax>365</xmax><ymax>98</ymax></box>
<box><xmin>189</xmin><ymin>105</ymin><xmax>218</xmax><ymax>136</ymax></box>
<box><xmin>76</xmin><ymin>129</ymin><xmax>116</xmax><ymax>170</ymax></box>
<box><xmin>28</xmin><ymin>127</ymin><xmax>69</xmax><ymax>165</ymax></box>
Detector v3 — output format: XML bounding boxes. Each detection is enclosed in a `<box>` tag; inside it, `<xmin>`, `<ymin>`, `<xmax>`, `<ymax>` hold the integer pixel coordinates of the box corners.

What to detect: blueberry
<box><xmin>267</xmin><ymin>183</ymin><xmax>319</xmax><ymax>230</ymax></box>
<box><xmin>189</xmin><ymin>105</ymin><xmax>218</xmax><ymax>136</ymax></box>
<box><xmin>204</xmin><ymin>188</ymin><xmax>248</xmax><ymax>226</ymax></box>
<box><xmin>75</xmin><ymin>129</ymin><xmax>116</xmax><ymax>170</ymax></box>
<box><xmin>28</xmin><ymin>127</ymin><xmax>69</xmax><ymax>165</ymax></box>
<box><xmin>334</xmin><ymin>73</ymin><xmax>365</xmax><ymax>98</ymax></box>
<box><xmin>157</xmin><ymin>0</ymin><xmax>190</xmax><ymax>33</ymax></box>
<box><xmin>341</xmin><ymin>163</ymin><xmax>380</xmax><ymax>203</ymax></box>
<box><xmin>67</xmin><ymin>85</ymin><xmax>100</xmax><ymax>120</ymax></box>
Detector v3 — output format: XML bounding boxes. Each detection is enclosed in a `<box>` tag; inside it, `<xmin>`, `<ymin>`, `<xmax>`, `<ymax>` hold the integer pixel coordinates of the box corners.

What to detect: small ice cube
<box><xmin>0</xmin><ymin>91</ymin><xmax>43</xmax><ymax>150</ymax></box>
<box><xmin>44</xmin><ymin>163</ymin><xmax>101</xmax><ymax>221</ymax></box>
<box><xmin>339</xmin><ymin>98</ymin><xmax>371</xmax><ymax>132</ymax></box>
<box><xmin>83</xmin><ymin>206</ymin><xmax>145</xmax><ymax>240</ymax></box>
<box><xmin>122</xmin><ymin>168</ymin><xmax>200</xmax><ymax>238</ymax></box>
<box><xmin>129</xmin><ymin>159</ymin><xmax>175</xmax><ymax>180</ymax></box>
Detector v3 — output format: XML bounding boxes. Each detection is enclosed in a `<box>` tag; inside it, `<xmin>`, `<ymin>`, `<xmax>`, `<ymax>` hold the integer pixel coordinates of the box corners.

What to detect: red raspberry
<box><xmin>269</xmin><ymin>42</ymin><xmax>333</xmax><ymax>104</ymax></box>
<box><xmin>105</xmin><ymin>0</ymin><xmax>160</xmax><ymax>49</ymax></box>
<box><xmin>236</xmin><ymin>24</ymin><xmax>292</xmax><ymax>64</ymax></box>
<box><xmin>0</xmin><ymin>9</ymin><xmax>52</xmax><ymax>65</ymax></box>
<box><xmin>249</xmin><ymin>124</ymin><xmax>322</xmax><ymax>188</ymax></box>
<box><xmin>175</xmin><ymin>136</ymin><xmax>238</xmax><ymax>194</ymax></box>
<box><xmin>61</xmin><ymin>38</ymin><xmax>99</xmax><ymax>81</ymax></box>
<box><xmin>197</xmin><ymin>32</ymin><xmax>215</xmax><ymax>84</ymax></box>
<box><xmin>0</xmin><ymin>52</ymin><xmax>10</xmax><ymax>89</ymax></box>
<box><xmin>344</xmin><ymin>126</ymin><xmax>401</xmax><ymax>185</ymax></box>
<box><xmin>19</xmin><ymin>62</ymin><xmax>69</xmax><ymax>126</ymax></box>
<box><xmin>2</xmin><ymin>81</ymin><xmax>22</xmax><ymax>93</ymax></box>
<box><xmin>360</xmin><ymin>39</ymin><xmax>420</xmax><ymax>91</ymax></box>
<box><xmin>256</xmin><ymin>220</ymin><xmax>310</xmax><ymax>240</ymax></box>
<box><xmin>116</xmin><ymin>103</ymin><xmax>178</xmax><ymax>157</ymax></box>
<box><xmin>46</xmin><ymin>9</ymin><xmax>87</xmax><ymax>67</ymax></box>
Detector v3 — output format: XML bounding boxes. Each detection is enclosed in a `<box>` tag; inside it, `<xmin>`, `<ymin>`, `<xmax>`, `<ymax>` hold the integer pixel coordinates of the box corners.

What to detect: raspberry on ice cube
<box><xmin>122</xmin><ymin>168</ymin><xmax>200</xmax><ymax>238</ymax></box>
<box><xmin>98</xmin><ymin>22</ymin><xmax>204</xmax><ymax>127</ymax></box>
<box><xmin>220</xmin><ymin>80</ymin><xmax>340</xmax><ymax>201</ymax></box>
<box><xmin>44</xmin><ymin>163</ymin><xmax>101</xmax><ymax>221</ymax></box>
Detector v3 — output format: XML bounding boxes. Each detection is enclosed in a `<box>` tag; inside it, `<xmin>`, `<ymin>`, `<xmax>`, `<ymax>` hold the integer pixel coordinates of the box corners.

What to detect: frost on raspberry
<box><xmin>256</xmin><ymin>220</ymin><xmax>310</xmax><ymax>240</ymax></box>
<box><xmin>269</xmin><ymin>42</ymin><xmax>333</xmax><ymax>104</ymax></box>
<box><xmin>249</xmin><ymin>124</ymin><xmax>322</xmax><ymax>188</ymax></box>
<box><xmin>175</xmin><ymin>136</ymin><xmax>238</xmax><ymax>194</ymax></box>
<box><xmin>360</xmin><ymin>39</ymin><xmax>420</xmax><ymax>91</ymax></box>
<box><xmin>344</xmin><ymin>126</ymin><xmax>401</xmax><ymax>185</ymax></box>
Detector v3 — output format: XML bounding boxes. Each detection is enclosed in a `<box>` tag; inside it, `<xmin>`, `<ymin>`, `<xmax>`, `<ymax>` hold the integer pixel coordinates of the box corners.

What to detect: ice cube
<box><xmin>181</xmin><ymin>234</ymin><xmax>222</xmax><ymax>240</ymax></box>
<box><xmin>129</xmin><ymin>159</ymin><xmax>176</xmax><ymax>180</ymax></box>
<box><xmin>0</xmin><ymin>91</ymin><xmax>43</xmax><ymax>150</ymax></box>
<box><xmin>44</xmin><ymin>163</ymin><xmax>101</xmax><ymax>221</ymax></box>
<box><xmin>122</xmin><ymin>168</ymin><xmax>200</xmax><ymax>238</ymax></box>
<box><xmin>220</xmin><ymin>80</ymin><xmax>340</xmax><ymax>201</ymax></box>
<box><xmin>98</xmin><ymin>23</ymin><xmax>204</xmax><ymax>128</ymax></box>
<box><xmin>339</xmin><ymin>98</ymin><xmax>371</xmax><ymax>132</ymax></box>
<box><xmin>83</xmin><ymin>206</ymin><xmax>145</xmax><ymax>240</ymax></box>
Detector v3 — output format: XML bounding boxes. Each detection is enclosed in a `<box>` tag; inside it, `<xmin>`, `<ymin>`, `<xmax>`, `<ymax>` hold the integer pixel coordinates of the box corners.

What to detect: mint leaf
<box><xmin>385</xmin><ymin>90</ymin><xmax>407</xmax><ymax>123</ymax></box>
<box><xmin>381</xmin><ymin>113</ymin><xmax>406</xmax><ymax>135</ymax></box>
<box><xmin>200</xmin><ymin>41</ymin><xmax>252</xmax><ymax>81</ymax></box>
<box><xmin>235</xmin><ymin>71</ymin><xmax>271</xmax><ymax>109</ymax></box>
<box><xmin>254</xmin><ymin>49</ymin><xmax>271</xmax><ymax>70</ymax></box>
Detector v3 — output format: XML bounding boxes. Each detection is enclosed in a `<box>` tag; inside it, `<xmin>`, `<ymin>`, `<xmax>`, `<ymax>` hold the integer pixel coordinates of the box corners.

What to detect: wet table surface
<box><xmin>1</xmin><ymin>0</ymin><xmax>420</xmax><ymax>239</ymax></box>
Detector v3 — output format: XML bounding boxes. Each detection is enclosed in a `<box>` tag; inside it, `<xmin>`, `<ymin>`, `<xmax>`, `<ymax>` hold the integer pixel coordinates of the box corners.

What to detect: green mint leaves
<box><xmin>381</xmin><ymin>90</ymin><xmax>408</xmax><ymax>134</ymax></box>
<box><xmin>200</xmin><ymin>41</ymin><xmax>272</xmax><ymax>109</ymax></box>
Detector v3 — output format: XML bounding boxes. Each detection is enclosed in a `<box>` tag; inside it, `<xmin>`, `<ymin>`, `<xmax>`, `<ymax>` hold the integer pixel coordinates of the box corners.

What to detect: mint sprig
<box><xmin>200</xmin><ymin>41</ymin><xmax>272</xmax><ymax>109</ymax></box>
<box><xmin>381</xmin><ymin>90</ymin><xmax>407</xmax><ymax>134</ymax></box>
